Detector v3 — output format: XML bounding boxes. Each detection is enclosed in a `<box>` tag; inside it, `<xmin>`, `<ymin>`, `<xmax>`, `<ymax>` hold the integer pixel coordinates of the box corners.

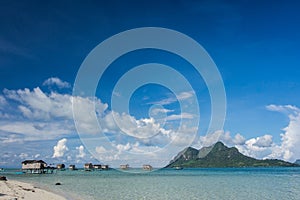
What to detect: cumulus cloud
<box><xmin>0</xmin><ymin>80</ymin><xmax>196</xmax><ymax>152</ymax></box>
<box><xmin>194</xmin><ymin>128</ymin><xmax>295</xmax><ymax>162</ymax></box>
<box><xmin>234</xmin><ymin>105</ymin><xmax>300</xmax><ymax>162</ymax></box>
<box><xmin>0</xmin><ymin>86</ymin><xmax>108</xmax><ymax>139</ymax></box>
<box><xmin>0</xmin><ymin>81</ymin><xmax>196</xmax><ymax>166</ymax></box>
<box><xmin>168</xmin><ymin>125</ymin><xmax>198</xmax><ymax>146</ymax></box>
<box><xmin>94</xmin><ymin>141</ymin><xmax>165</xmax><ymax>166</ymax></box>
<box><xmin>100</xmin><ymin>111</ymin><xmax>161</xmax><ymax>139</ymax></box>
<box><xmin>76</xmin><ymin>145</ymin><xmax>86</xmax><ymax>158</ymax></box>
<box><xmin>3</xmin><ymin>87</ymin><xmax>72</xmax><ymax>120</ymax></box>
<box><xmin>52</xmin><ymin>138</ymin><xmax>68</xmax><ymax>158</ymax></box>
<box><xmin>3</xmin><ymin>87</ymin><xmax>106</xmax><ymax>121</ymax></box>
<box><xmin>43</xmin><ymin>77</ymin><xmax>71</xmax><ymax>89</ymax></box>
<box><xmin>232</xmin><ymin>133</ymin><xmax>246</xmax><ymax>145</ymax></box>
<box><xmin>251</xmin><ymin>135</ymin><xmax>273</xmax><ymax>148</ymax></box>
<box><xmin>268</xmin><ymin>105</ymin><xmax>300</xmax><ymax>161</ymax></box>
<box><xmin>95</xmin><ymin>145</ymin><xmax>120</xmax><ymax>162</ymax></box>
<box><xmin>194</xmin><ymin>130</ymin><xmax>245</xmax><ymax>148</ymax></box>
<box><xmin>3</xmin><ymin>77</ymin><xmax>299</xmax><ymax>166</ymax></box>
<box><xmin>91</xmin><ymin>124</ymin><xmax>200</xmax><ymax>167</ymax></box>
<box><xmin>235</xmin><ymin>135</ymin><xmax>275</xmax><ymax>159</ymax></box>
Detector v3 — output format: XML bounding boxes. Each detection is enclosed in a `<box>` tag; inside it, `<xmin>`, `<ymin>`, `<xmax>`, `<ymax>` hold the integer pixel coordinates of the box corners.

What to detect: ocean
<box><xmin>2</xmin><ymin>167</ymin><xmax>300</xmax><ymax>200</ymax></box>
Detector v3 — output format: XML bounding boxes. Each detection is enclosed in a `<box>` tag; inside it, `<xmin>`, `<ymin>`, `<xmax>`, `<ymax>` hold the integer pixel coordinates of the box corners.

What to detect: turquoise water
<box><xmin>2</xmin><ymin>168</ymin><xmax>300</xmax><ymax>200</ymax></box>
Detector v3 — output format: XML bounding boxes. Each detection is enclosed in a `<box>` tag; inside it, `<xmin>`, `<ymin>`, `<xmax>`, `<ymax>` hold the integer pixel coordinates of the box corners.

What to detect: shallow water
<box><xmin>2</xmin><ymin>168</ymin><xmax>300</xmax><ymax>200</ymax></box>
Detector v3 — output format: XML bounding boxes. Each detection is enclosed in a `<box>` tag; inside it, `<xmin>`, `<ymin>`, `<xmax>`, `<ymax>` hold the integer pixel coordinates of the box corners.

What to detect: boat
<box><xmin>174</xmin><ymin>166</ymin><xmax>183</xmax><ymax>170</ymax></box>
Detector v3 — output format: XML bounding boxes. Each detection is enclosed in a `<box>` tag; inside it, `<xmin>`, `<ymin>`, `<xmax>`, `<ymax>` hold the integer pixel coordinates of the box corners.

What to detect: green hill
<box><xmin>166</xmin><ymin>142</ymin><xmax>298</xmax><ymax>168</ymax></box>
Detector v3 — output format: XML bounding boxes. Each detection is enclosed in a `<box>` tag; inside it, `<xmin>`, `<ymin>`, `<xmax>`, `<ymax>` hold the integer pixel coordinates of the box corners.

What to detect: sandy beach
<box><xmin>0</xmin><ymin>179</ymin><xmax>66</xmax><ymax>200</ymax></box>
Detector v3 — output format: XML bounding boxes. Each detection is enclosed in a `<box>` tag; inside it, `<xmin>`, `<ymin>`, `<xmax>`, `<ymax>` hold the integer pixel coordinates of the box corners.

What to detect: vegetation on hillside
<box><xmin>166</xmin><ymin>142</ymin><xmax>299</xmax><ymax>168</ymax></box>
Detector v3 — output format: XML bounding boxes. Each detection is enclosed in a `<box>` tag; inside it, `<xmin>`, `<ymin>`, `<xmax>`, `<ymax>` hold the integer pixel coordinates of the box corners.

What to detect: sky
<box><xmin>1</xmin><ymin>0</ymin><xmax>300</xmax><ymax>168</ymax></box>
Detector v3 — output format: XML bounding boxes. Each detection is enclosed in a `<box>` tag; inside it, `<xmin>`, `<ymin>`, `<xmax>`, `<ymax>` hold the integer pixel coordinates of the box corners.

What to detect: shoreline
<box><xmin>0</xmin><ymin>179</ymin><xmax>67</xmax><ymax>200</ymax></box>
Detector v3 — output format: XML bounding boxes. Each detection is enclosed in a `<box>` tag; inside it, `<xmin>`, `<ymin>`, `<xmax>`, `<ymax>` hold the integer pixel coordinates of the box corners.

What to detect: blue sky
<box><xmin>1</xmin><ymin>0</ymin><xmax>300</xmax><ymax>168</ymax></box>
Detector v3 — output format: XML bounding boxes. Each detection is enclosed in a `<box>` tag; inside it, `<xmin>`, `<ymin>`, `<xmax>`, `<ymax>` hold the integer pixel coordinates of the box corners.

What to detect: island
<box><xmin>165</xmin><ymin>142</ymin><xmax>299</xmax><ymax>168</ymax></box>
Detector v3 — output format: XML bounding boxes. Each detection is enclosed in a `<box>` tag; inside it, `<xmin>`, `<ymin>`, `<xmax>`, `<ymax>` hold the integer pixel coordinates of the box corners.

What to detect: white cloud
<box><xmin>192</xmin><ymin>124</ymin><xmax>298</xmax><ymax>163</ymax></box>
<box><xmin>0</xmin><ymin>82</ymin><xmax>196</xmax><ymax>150</ymax></box>
<box><xmin>76</xmin><ymin>145</ymin><xmax>86</xmax><ymax>158</ymax></box>
<box><xmin>233</xmin><ymin>105</ymin><xmax>300</xmax><ymax>162</ymax></box>
<box><xmin>191</xmin><ymin>130</ymin><xmax>274</xmax><ymax>160</ymax></box>
<box><xmin>0</xmin><ymin>86</ymin><xmax>109</xmax><ymax>139</ymax></box>
<box><xmin>116</xmin><ymin>143</ymin><xmax>132</xmax><ymax>151</ymax></box>
<box><xmin>150</xmin><ymin>108</ymin><xmax>173</xmax><ymax>115</ymax></box>
<box><xmin>165</xmin><ymin>113</ymin><xmax>194</xmax><ymax>121</ymax></box>
<box><xmin>95</xmin><ymin>146</ymin><xmax>120</xmax><ymax>162</ymax></box>
<box><xmin>266</xmin><ymin>104</ymin><xmax>300</xmax><ymax>161</ymax></box>
<box><xmin>3</xmin><ymin>77</ymin><xmax>300</xmax><ymax>166</ymax></box>
<box><xmin>43</xmin><ymin>77</ymin><xmax>71</xmax><ymax>89</ymax></box>
<box><xmin>34</xmin><ymin>154</ymin><xmax>40</xmax><ymax>158</ymax></box>
<box><xmin>95</xmin><ymin>146</ymin><xmax>107</xmax><ymax>154</ymax></box>
<box><xmin>195</xmin><ymin>130</ymin><xmax>241</xmax><ymax>148</ymax></box>
<box><xmin>4</xmin><ymin>87</ymin><xmax>71</xmax><ymax>120</ymax></box>
<box><xmin>252</xmin><ymin>135</ymin><xmax>273</xmax><ymax>147</ymax></box>
<box><xmin>234</xmin><ymin>135</ymin><xmax>274</xmax><ymax>159</ymax></box>
<box><xmin>149</xmin><ymin>91</ymin><xmax>194</xmax><ymax>105</ymax></box>
<box><xmin>232</xmin><ymin>133</ymin><xmax>246</xmax><ymax>145</ymax></box>
<box><xmin>93</xmin><ymin>142</ymin><xmax>167</xmax><ymax>166</ymax></box>
<box><xmin>67</xmin><ymin>155</ymin><xmax>72</xmax><ymax>161</ymax></box>
<box><xmin>100</xmin><ymin>112</ymin><xmax>161</xmax><ymax>139</ymax></box>
<box><xmin>266</xmin><ymin>104</ymin><xmax>300</xmax><ymax>114</ymax></box>
<box><xmin>112</xmin><ymin>91</ymin><xmax>121</xmax><ymax>97</ymax></box>
<box><xmin>0</xmin><ymin>95</ymin><xmax>7</xmax><ymax>108</ymax></box>
<box><xmin>167</xmin><ymin>125</ymin><xmax>198</xmax><ymax>147</ymax></box>
<box><xmin>194</xmin><ymin>130</ymin><xmax>286</xmax><ymax>161</ymax></box>
<box><xmin>0</xmin><ymin>121</ymin><xmax>73</xmax><ymax>141</ymax></box>
<box><xmin>4</xmin><ymin>87</ymin><xmax>74</xmax><ymax>120</ymax></box>
<box><xmin>19</xmin><ymin>153</ymin><xmax>29</xmax><ymax>159</ymax></box>
<box><xmin>52</xmin><ymin>138</ymin><xmax>68</xmax><ymax>158</ymax></box>
<box><xmin>177</xmin><ymin>91</ymin><xmax>194</xmax><ymax>100</ymax></box>
<box><xmin>0</xmin><ymin>84</ymin><xmax>188</xmax><ymax>162</ymax></box>
<box><xmin>72</xmin><ymin>96</ymin><xmax>108</xmax><ymax>134</ymax></box>
<box><xmin>0</xmin><ymin>131</ymin><xmax>23</xmax><ymax>144</ymax></box>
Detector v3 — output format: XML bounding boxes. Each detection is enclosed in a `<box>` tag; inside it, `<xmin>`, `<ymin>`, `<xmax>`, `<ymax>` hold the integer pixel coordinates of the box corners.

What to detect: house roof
<box><xmin>22</xmin><ymin>160</ymin><xmax>47</xmax><ymax>164</ymax></box>
<box><xmin>84</xmin><ymin>163</ymin><xmax>92</xmax><ymax>165</ymax></box>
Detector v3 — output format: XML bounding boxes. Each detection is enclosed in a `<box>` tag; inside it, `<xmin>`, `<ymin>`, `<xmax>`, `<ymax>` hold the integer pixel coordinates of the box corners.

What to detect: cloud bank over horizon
<box><xmin>0</xmin><ymin>77</ymin><xmax>299</xmax><ymax>167</ymax></box>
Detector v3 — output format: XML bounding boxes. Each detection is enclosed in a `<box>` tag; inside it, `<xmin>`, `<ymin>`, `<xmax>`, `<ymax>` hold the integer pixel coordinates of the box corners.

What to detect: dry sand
<box><xmin>0</xmin><ymin>179</ymin><xmax>66</xmax><ymax>200</ymax></box>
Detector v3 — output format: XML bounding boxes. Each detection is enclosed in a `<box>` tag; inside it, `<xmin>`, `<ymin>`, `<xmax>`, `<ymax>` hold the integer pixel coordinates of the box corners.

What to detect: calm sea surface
<box><xmin>2</xmin><ymin>168</ymin><xmax>300</xmax><ymax>200</ymax></box>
